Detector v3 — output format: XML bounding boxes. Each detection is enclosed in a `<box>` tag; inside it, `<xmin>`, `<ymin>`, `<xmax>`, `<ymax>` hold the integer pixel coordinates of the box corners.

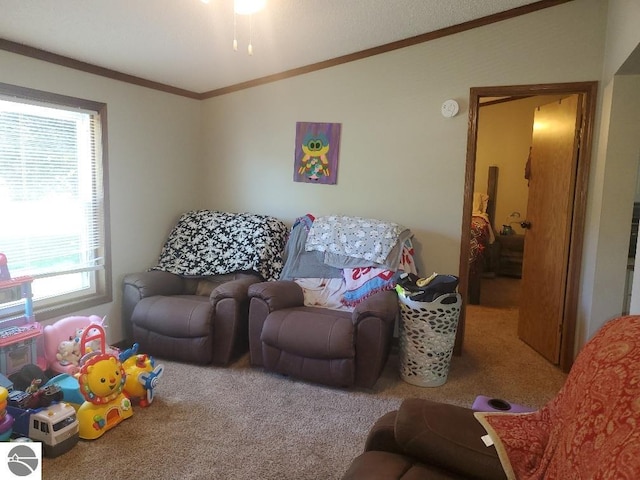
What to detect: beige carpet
<box><xmin>43</xmin><ymin>277</ymin><xmax>566</xmax><ymax>480</ymax></box>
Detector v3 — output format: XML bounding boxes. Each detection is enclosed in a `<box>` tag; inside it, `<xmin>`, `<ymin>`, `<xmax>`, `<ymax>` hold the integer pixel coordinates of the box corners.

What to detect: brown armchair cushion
<box><xmin>131</xmin><ymin>295</ymin><xmax>212</xmax><ymax>338</ymax></box>
<box><xmin>342</xmin><ymin>399</ymin><xmax>506</xmax><ymax>480</ymax></box>
<box><xmin>261</xmin><ymin>308</ymin><xmax>355</xmax><ymax>359</ymax></box>
<box><xmin>395</xmin><ymin>399</ymin><xmax>505</xmax><ymax>479</ymax></box>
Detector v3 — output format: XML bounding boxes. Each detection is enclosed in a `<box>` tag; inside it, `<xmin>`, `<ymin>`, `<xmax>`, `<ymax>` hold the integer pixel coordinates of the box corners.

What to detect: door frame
<box><xmin>455</xmin><ymin>81</ymin><xmax>598</xmax><ymax>372</ymax></box>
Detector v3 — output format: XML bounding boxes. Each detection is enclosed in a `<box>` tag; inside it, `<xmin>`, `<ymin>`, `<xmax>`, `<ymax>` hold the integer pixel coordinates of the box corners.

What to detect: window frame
<box><xmin>0</xmin><ymin>82</ymin><xmax>111</xmax><ymax>321</ymax></box>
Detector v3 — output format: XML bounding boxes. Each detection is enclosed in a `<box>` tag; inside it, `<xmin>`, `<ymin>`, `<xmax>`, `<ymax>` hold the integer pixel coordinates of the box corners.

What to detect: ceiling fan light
<box><xmin>234</xmin><ymin>0</ymin><xmax>266</xmax><ymax>15</ymax></box>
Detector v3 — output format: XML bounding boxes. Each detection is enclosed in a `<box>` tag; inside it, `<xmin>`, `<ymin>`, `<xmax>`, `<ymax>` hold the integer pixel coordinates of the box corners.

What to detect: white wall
<box><xmin>594</xmin><ymin>75</ymin><xmax>640</xmax><ymax>316</ymax></box>
<box><xmin>0</xmin><ymin>51</ymin><xmax>202</xmax><ymax>343</ymax></box>
<box><xmin>611</xmin><ymin>75</ymin><xmax>640</xmax><ymax>314</ymax></box>
<box><xmin>201</xmin><ymin>0</ymin><xmax>607</xmax><ymax>351</ymax></box>
<box><xmin>578</xmin><ymin>0</ymin><xmax>640</xmax><ymax>347</ymax></box>
<box><xmin>602</xmin><ymin>0</ymin><xmax>640</xmax><ymax>80</ymax></box>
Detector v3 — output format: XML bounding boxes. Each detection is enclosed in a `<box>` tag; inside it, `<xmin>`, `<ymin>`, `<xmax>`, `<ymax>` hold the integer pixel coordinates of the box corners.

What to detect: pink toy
<box><xmin>472</xmin><ymin>395</ymin><xmax>536</xmax><ymax>414</ymax></box>
<box><xmin>43</xmin><ymin>315</ymin><xmax>104</xmax><ymax>375</ymax></box>
<box><xmin>0</xmin><ymin>253</ymin><xmax>10</xmax><ymax>281</ymax></box>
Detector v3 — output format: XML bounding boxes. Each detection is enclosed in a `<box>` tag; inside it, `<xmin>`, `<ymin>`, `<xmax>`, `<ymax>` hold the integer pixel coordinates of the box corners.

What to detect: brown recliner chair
<box><xmin>122</xmin><ymin>210</ymin><xmax>288</xmax><ymax>365</ymax></box>
<box><xmin>247</xmin><ymin>213</ymin><xmax>411</xmax><ymax>389</ymax></box>
<box><xmin>342</xmin><ymin>315</ymin><xmax>640</xmax><ymax>479</ymax></box>
<box><xmin>248</xmin><ymin>281</ymin><xmax>399</xmax><ymax>388</ymax></box>
<box><xmin>122</xmin><ymin>271</ymin><xmax>261</xmax><ymax>365</ymax></box>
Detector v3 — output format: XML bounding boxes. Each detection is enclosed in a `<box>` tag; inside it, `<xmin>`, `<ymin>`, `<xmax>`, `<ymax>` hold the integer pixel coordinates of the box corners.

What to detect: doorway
<box><xmin>456</xmin><ymin>82</ymin><xmax>598</xmax><ymax>372</ymax></box>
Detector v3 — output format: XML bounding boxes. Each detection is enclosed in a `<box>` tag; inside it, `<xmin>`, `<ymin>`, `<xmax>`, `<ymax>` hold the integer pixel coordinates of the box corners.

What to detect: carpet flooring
<box><xmin>42</xmin><ymin>277</ymin><xmax>566</xmax><ymax>480</ymax></box>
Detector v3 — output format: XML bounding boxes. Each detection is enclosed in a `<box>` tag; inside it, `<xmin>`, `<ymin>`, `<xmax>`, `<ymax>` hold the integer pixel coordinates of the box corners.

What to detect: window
<box><xmin>53</xmin><ymin>413</ymin><xmax>77</xmax><ymax>432</ymax></box>
<box><xmin>0</xmin><ymin>82</ymin><xmax>111</xmax><ymax>321</ymax></box>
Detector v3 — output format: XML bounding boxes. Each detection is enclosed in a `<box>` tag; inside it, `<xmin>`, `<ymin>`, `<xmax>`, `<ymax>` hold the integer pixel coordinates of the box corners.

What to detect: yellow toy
<box><xmin>0</xmin><ymin>386</ymin><xmax>12</xmax><ymax>441</ymax></box>
<box><xmin>122</xmin><ymin>343</ymin><xmax>164</xmax><ymax>408</ymax></box>
<box><xmin>75</xmin><ymin>324</ymin><xmax>133</xmax><ymax>440</ymax></box>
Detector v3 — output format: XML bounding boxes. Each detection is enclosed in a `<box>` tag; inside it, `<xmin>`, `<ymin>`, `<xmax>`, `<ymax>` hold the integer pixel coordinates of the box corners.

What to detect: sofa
<box><xmin>342</xmin><ymin>315</ymin><xmax>640</xmax><ymax>479</ymax></box>
<box><xmin>122</xmin><ymin>210</ymin><xmax>288</xmax><ymax>365</ymax></box>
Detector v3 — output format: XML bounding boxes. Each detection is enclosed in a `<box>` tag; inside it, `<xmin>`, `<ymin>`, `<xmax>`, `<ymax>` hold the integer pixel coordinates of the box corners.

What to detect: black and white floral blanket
<box><xmin>152</xmin><ymin>210</ymin><xmax>288</xmax><ymax>281</ymax></box>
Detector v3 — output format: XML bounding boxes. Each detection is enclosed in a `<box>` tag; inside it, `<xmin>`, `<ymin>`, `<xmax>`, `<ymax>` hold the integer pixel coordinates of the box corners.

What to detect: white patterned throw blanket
<box><xmin>305</xmin><ymin>215</ymin><xmax>412</xmax><ymax>270</ymax></box>
<box><xmin>284</xmin><ymin>214</ymin><xmax>416</xmax><ymax>310</ymax></box>
<box><xmin>152</xmin><ymin>210</ymin><xmax>288</xmax><ymax>281</ymax></box>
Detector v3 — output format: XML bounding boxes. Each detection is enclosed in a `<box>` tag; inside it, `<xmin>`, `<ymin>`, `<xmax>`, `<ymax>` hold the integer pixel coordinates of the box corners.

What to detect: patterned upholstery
<box><xmin>153</xmin><ymin>210</ymin><xmax>288</xmax><ymax>281</ymax></box>
<box><xmin>476</xmin><ymin>315</ymin><xmax>640</xmax><ymax>480</ymax></box>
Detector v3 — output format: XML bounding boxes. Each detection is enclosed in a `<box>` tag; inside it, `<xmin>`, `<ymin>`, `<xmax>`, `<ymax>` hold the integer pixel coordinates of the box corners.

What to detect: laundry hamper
<box><xmin>398</xmin><ymin>292</ymin><xmax>462</xmax><ymax>387</ymax></box>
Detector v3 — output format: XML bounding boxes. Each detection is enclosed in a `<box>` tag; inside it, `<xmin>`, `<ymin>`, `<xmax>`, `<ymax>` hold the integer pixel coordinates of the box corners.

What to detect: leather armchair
<box><xmin>342</xmin><ymin>398</ymin><xmax>506</xmax><ymax>480</ymax></box>
<box><xmin>342</xmin><ymin>315</ymin><xmax>640</xmax><ymax>479</ymax></box>
<box><xmin>248</xmin><ymin>280</ymin><xmax>399</xmax><ymax>388</ymax></box>
<box><xmin>123</xmin><ymin>270</ymin><xmax>261</xmax><ymax>365</ymax></box>
<box><xmin>121</xmin><ymin>210</ymin><xmax>288</xmax><ymax>366</ymax></box>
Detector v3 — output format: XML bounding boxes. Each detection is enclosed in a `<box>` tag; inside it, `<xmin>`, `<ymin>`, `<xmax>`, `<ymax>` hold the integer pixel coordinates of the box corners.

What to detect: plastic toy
<box><xmin>24</xmin><ymin>378</ymin><xmax>41</xmax><ymax>394</ymax></box>
<box><xmin>121</xmin><ymin>344</ymin><xmax>164</xmax><ymax>407</ymax></box>
<box><xmin>0</xmin><ymin>386</ymin><xmax>13</xmax><ymax>441</ymax></box>
<box><xmin>73</xmin><ymin>327</ymin><xmax>101</xmax><ymax>354</ymax></box>
<box><xmin>3</xmin><ymin>384</ymin><xmax>79</xmax><ymax>457</ymax></box>
<box><xmin>56</xmin><ymin>339</ymin><xmax>81</xmax><ymax>367</ymax></box>
<box><xmin>43</xmin><ymin>315</ymin><xmax>104</xmax><ymax>375</ymax></box>
<box><xmin>0</xmin><ymin>253</ymin><xmax>10</xmax><ymax>281</ymax></box>
<box><xmin>75</xmin><ymin>324</ymin><xmax>132</xmax><ymax>440</ymax></box>
<box><xmin>471</xmin><ymin>395</ymin><xmax>536</xmax><ymax>414</ymax></box>
<box><xmin>43</xmin><ymin>374</ymin><xmax>84</xmax><ymax>409</ymax></box>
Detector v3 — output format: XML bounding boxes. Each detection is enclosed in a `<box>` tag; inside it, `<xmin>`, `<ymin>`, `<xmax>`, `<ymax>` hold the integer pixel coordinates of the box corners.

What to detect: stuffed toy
<box><xmin>74</xmin><ymin>327</ymin><xmax>101</xmax><ymax>354</ymax></box>
<box><xmin>56</xmin><ymin>340</ymin><xmax>81</xmax><ymax>366</ymax></box>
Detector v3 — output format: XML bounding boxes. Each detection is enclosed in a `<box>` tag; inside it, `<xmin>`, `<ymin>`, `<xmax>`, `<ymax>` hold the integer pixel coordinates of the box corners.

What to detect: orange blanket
<box><xmin>475</xmin><ymin>315</ymin><xmax>640</xmax><ymax>479</ymax></box>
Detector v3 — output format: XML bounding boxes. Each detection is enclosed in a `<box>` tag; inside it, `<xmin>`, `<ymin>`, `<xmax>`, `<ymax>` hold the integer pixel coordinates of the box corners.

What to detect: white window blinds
<box><xmin>0</xmin><ymin>95</ymin><xmax>105</xmax><ymax>303</ymax></box>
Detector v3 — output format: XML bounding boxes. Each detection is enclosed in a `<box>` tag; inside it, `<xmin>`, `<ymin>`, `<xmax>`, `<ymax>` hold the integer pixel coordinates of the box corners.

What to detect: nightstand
<box><xmin>497</xmin><ymin>234</ymin><xmax>525</xmax><ymax>277</ymax></box>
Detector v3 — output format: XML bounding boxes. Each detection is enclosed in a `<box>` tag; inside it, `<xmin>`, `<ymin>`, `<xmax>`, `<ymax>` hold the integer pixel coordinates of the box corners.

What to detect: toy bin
<box><xmin>398</xmin><ymin>292</ymin><xmax>462</xmax><ymax>387</ymax></box>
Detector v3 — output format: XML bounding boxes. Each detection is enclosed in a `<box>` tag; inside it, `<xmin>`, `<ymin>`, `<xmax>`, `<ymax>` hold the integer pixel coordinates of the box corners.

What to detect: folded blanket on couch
<box><xmin>305</xmin><ymin>215</ymin><xmax>411</xmax><ymax>270</ymax></box>
<box><xmin>152</xmin><ymin>210</ymin><xmax>288</xmax><ymax>281</ymax></box>
<box><xmin>279</xmin><ymin>214</ymin><xmax>342</xmax><ymax>280</ymax></box>
<box><xmin>341</xmin><ymin>243</ymin><xmax>417</xmax><ymax>307</ymax></box>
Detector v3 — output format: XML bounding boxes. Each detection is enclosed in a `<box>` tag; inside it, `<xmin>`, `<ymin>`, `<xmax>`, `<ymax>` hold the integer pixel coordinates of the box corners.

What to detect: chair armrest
<box><xmin>364</xmin><ymin>410</ymin><xmax>404</xmax><ymax>455</ymax></box>
<box><xmin>211</xmin><ymin>275</ymin><xmax>262</xmax><ymax>303</ymax></box>
<box><xmin>248</xmin><ymin>281</ymin><xmax>304</xmax><ymax>367</ymax></box>
<box><xmin>394</xmin><ymin>398</ymin><xmax>505</xmax><ymax>479</ymax></box>
<box><xmin>352</xmin><ymin>290</ymin><xmax>399</xmax><ymax>325</ymax></box>
<box><xmin>248</xmin><ymin>280</ymin><xmax>305</xmax><ymax>312</ymax></box>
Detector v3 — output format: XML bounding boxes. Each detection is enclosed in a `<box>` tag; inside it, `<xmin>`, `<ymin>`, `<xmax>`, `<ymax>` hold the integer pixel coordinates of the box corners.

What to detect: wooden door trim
<box><xmin>456</xmin><ymin>81</ymin><xmax>598</xmax><ymax>373</ymax></box>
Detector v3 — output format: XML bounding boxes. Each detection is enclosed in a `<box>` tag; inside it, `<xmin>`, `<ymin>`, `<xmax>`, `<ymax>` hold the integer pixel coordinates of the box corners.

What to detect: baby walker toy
<box><xmin>75</xmin><ymin>324</ymin><xmax>133</xmax><ymax>440</ymax></box>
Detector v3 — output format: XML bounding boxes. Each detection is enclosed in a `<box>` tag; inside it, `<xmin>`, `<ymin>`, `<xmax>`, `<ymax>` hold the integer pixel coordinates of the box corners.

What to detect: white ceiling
<box><xmin>0</xmin><ymin>0</ymin><xmax>544</xmax><ymax>94</ymax></box>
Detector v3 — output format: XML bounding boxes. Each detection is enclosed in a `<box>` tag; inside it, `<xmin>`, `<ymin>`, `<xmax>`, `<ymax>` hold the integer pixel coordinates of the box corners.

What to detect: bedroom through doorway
<box><xmin>457</xmin><ymin>81</ymin><xmax>598</xmax><ymax>372</ymax></box>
